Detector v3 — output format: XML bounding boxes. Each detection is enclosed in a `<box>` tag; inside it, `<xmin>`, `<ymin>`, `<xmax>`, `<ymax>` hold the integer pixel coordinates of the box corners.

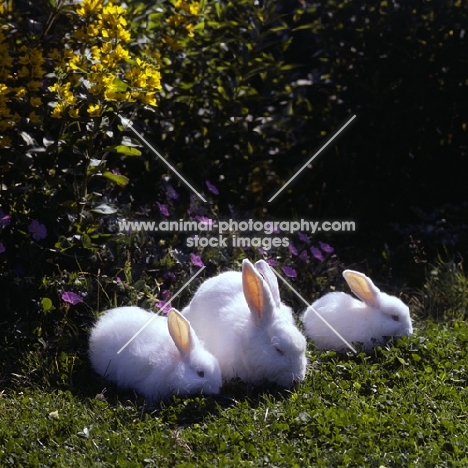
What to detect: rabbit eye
<box><xmin>197</xmin><ymin>370</ymin><xmax>205</xmax><ymax>378</ymax></box>
<box><xmin>391</xmin><ymin>314</ymin><xmax>399</xmax><ymax>321</ymax></box>
<box><xmin>275</xmin><ymin>347</ymin><xmax>284</xmax><ymax>356</ymax></box>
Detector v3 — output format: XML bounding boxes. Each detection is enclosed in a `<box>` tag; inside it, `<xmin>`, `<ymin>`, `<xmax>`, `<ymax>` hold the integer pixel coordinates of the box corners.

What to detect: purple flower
<box><xmin>0</xmin><ymin>210</ymin><xmax>11</xmax><ymax>228</ymax></box>
<box><xmin>195</xmin><ymin>215</ymin><xmax>212</xmax><ymax>224</ymax></box>
<box><xmin>0</xmin><ymin>242</ymin><xmax>5</xmax><ymax>254</ymax></box>
<box><xmin>266</xmin><ymin>258</ymin><xmax>278</xmax><ymax>267</ymax></box>
<box><xmin>282</xmin><ymin>265</ymin><xmax>297</xmax><ymax>278</ymax></box>
<box><xmin>205</xmin><ymin>180</ymin><xmax>219</xmax><ymax>195</ymax></box>
<box><xmin>288</xmin><ymin>243</ymin><xmax>298</xmax><ymax>256</ymax></box>
<box><xmin>299</xmin><ymin>250</ymin><xmax>309</xmax><ymax>262</ymax></box>
<box><xmin>164</xmin><ymin>271</ymin><xmax>176</xmax><ymax>282</ymax></box>
<box><xmin>310</xmin><ymin>246</ymin><xmax>324</xmax><ymax>261</ymax></box>
<box><xmin>28</xmin><ymin>220</ymin><xmax>47</xmax><ymax>241</ymax></box>
<box><xmin>161</xmin><ymin>289</ymin><xmax>173</xmax><ymax>301</ymax></box>
<box><xmin>319</xmin><ymin>241</ymin><xmax>334</xmax><ymax>254</ymax></box>
<box><xmin>190</xmin><ymin>253</ymin><xmax>204</xmax><ymax>267</ymax></box>
<box><xmin>297</xmin><ymin>232</ymin><xmax>309</xmax><ymax>243</ymax></box>
<box><xmin>156</xmin><ymin>300</ymin><xmax>172</xmax><ymax>314</ymax></box>
<box><xmin>61</xmin><ymin>291</ymin><xmax>83</xmax><ymax>305</ymax></box>
<box><xmin>165</xmin><ymin>184</ymin><xmax>179</xmax><ymax>200</ymax></box>
<box><xmin>156</xmin><ymin>202</ymin><xmax>170</xmax><ymax>217</ymax></box>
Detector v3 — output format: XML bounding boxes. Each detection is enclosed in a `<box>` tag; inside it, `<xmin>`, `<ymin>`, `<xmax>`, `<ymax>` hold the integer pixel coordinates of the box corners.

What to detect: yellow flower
<box><xmin>0</xmin><ymin>109</ymin><xmax>12</xmax><ymax>121</ymax></box>
<box><xmin>0</xmin><ymin>121</ymin><xmax>11</xmax><ymax>132</ymax></box>
<box><xmin>27</xmin><ymin>81</ymin><xmax>42</xmax><ymax>91</ymax></box>
<box><xmin>162</xmin><ymin>35</ymin><xmax>183</xmax><ymax>50</ymax></box>
<box><xmin>190</xmin><ymin>2</ymin><xmax>200</xmax><ymax>15</ymax></box>
<box><xmin>186</xmin><ymin>23</ymin><xmax>195</xmax><ymax>38</ymax></box>
<box><xmin>64</xmin><ymin>93</ymin><xmax>77</xmax><ymax>106</ymax></box>
<box><xmin>30</xmin><ymin>96</ymin><xmax>42</xmax><ymax>107</ymax></box>
<box><xmin>0</xmin><ymin>83</ymin><xmax>12</xmax><ymax>96</ymax></box>
<box><xmin>69</xmin><ymin>53</ymin><xmax>86</xmax><ymax>71</ymax></box>
<box><xmin>175</xmin><ymin>0</ymin><xmax>200</xmax><ymax>15</ymax></box>
<box><xmin>51</xmin><ymin>102</ymin><xmax>66</xmax><ymax>119</ymax></box>
<box><xmin>89</xmin><ymin>83</ymin><xmax>103</xmax><ymax>96</ymax></box>
<box><xmin>31</xmin><ymin>65</ymin><xmax>45</xmax><ymax>79</ymax></box>
<box><xmin>49</xmin><ymin>48</ymin><xmax>61</xmax><ymax>61</ymax></box>
<box><xmin>87</xmin><ymin>103</ymin><xmax>102</xmax><ymax>117</ymax></box>
<box><xmin>90</xmin><ymin>45</ymin><xmax>101</xmax><ymax>61</ymax></box>
<box><xmin>86</xmin><ymin>23</ymin><xmax>101</xmax><ymax>38</ymax></box>
<box><xmin>76</xmin><ymin>0</ymin><xmax>104</xmax><ymax>17</ymax></box>
<box><xmin>0</xmin><ymin>136</ymin><xmax>12</xmax><ymax>148</ymax></box>
<box><xmin>68</xmin><ymin>108</ymin><xmax>80</xmax><ymax>118</ymax></box>
<box><xmin>18</xmin><ymin>66</ymin><xmax>29</xmax><ymax>78</ymax></box>
<box><xmin>139</xmin><ymin>92</ymin><xmax>158</xmax><ymax>107</ymax></box>
<box><xmin>104</xmin><ymin>89</ymin><xmax>126</xmax><ymax>101</ymax></box>
<box><xmin>48</xmin><ymin>83</ymin><xmax>61</xmax><ymax>93</ymax></box>
<box><xmin>167</xmin><ymin>14</ymin><xmax>186</xmax><ymax>28</ymax></box>
<box><xmin>29</xmin><ymin>111</ymin><xmax>42</xmax><ymax>123</ymax></box>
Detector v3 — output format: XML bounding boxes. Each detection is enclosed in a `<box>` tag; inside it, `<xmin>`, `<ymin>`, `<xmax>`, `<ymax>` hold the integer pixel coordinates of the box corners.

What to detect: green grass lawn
<box><xmin>1</xmin><ymin>319</ymin><xmax>467</xmax><ymax>467</ymax></box>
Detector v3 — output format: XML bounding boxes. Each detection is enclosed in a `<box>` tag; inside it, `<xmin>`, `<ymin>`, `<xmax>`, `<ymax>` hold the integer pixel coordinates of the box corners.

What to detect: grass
<box><xmin>1</xmin><ymin>261</ymin><xmax>468</xmax><ymax>467</ymax></box>
<box><xmin>1</xmin><ymin>322</ymin><xmax>467</xmax><ymax>467</ymax></box>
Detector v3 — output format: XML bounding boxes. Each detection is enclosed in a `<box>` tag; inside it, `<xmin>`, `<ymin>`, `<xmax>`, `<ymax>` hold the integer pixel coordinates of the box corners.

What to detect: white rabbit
<box><xmin>88</xmin><ymin>307</ymin><xmax>222</xmax><ymax>403</ymax></box>
<box><xmin>182</xmin><ymin>259</ymin><xmax>307</xmax><ymax>387</ymax></box>
<box><xmin>302</xmin><ymin>269</ymin><xmax>413</xmax><ymax>351</ymax></box>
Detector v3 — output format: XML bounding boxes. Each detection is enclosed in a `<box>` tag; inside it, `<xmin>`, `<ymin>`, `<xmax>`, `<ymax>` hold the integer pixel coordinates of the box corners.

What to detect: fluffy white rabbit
<box><xmin>302</xmin><ymin>269</ymin><xmax>413</xmax><ymax>351</ymax></box>
<box><xmin>182</xmin><ymin>259</ymin><xmax>307</xmax><ymax>387</ymax></box>
<box><xmin>88</xmin><ymin>307</ymin><xmax>222</xmax><ymax>403</ymax></box>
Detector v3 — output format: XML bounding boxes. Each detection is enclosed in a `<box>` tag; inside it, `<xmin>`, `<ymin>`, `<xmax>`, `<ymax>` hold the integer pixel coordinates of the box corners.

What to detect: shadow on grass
<box><xmin>69</xmin><ymin>350</ymin><xmax>302</xmax><ymax>427</ymax></box>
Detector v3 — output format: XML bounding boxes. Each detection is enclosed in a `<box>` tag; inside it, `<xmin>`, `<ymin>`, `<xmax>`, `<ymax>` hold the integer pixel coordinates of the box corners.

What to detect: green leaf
<box><xmin>41</xmin><ymin>297</ymin><xmax>54</xmax><ymax>312</ymax></box>
<box><xmin>106</xmin><ymin>145</ymin><xmax>142</xmax><ymax>156</ymax></box>
<box><xmin>102</xmin><ymin>171</ymin><xmax>129</xmax><ymax>187</ymax></box>
<box><xmin>81</xmin><ymin>233</ymin><xmax>93</xmax><ymax>249</ymax></box>
<box><xmin>111</xmin><ymin>78</ymin><xmax>129</xmax><ymax>92</ymax></box>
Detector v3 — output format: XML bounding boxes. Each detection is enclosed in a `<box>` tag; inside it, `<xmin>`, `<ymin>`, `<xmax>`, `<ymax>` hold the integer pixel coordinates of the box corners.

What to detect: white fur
<box><xmin>182</xmin><ymin>259</ymin><xmax>307</xmax><ymax>387</ymax></box>
<box><xmin>302</xmin><ymin>270</ymin><xmax>413</xmax><ymax>350</ymax></box>
<box><xmin>88</xmin><ymin>307</ymin><xmax>222</xmax><ymax>403</ymax></box>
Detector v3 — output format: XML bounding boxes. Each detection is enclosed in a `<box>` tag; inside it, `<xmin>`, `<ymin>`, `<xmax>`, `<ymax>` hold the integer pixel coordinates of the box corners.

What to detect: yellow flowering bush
<box><xmin>0</xmin><ymin>0</ymin><xmax>203</xmax><ymax>151</ymax></box>
<box><xmin>0</xmin><ymin>0</ymin><xmax>203</xmax><ymax>266</ymax></box>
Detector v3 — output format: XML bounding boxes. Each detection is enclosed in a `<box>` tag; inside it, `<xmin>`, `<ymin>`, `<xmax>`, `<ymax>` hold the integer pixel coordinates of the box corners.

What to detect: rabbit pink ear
<box><xmin>242</xmin><ymin>259</ymin><xmax>266</xmax><ymax>319</ymax></box>
<box><xmin>342</xmin><ymin>270</ymin><xmax>380</xmax><ymax>307</ymax></box>
<box><xmin>254</xmin><ymin>259</ymin><xmax>280</xmax><ymax>307</ymax></box>
<box><xmin>168</xmin><ymin>308</ymin><xmax>191</xmax><ymax>356</ymax></box>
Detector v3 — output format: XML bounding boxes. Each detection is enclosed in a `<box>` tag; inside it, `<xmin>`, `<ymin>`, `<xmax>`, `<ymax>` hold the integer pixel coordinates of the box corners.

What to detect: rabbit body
<box><xmin>89</xmin><ymin>307</ymin><xmax>222</xmax><ymax>402</ymax></box>
<box><xmin>302</xmin><ymin>270</ymin><xmax>413</xmax><ymax>350</ymax></box>
<box><xmin>182</xmin><ymin>259</ymin><xmax>307</xmax><ymax>387</ymax></box>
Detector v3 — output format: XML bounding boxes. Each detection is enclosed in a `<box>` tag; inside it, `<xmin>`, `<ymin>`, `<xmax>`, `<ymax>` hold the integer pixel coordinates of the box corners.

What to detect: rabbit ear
<box><xmin>342</xmin><ymin>270</ymin><xmax>381</xmax><ymax>307</ymax></box>
<box><xmin>254</xmin><ymin>259</ymin><xmax>280</xmax><ymax>307</ymax></box>
<box><xmin>242</xmin><ymin>259</ymin><xmax>274</xmax><ymax>323</ymax></box>
<box><xmin>168</xmin><ymin>308</ymin><xmax>192</xmax><ymax>356</ymax></box>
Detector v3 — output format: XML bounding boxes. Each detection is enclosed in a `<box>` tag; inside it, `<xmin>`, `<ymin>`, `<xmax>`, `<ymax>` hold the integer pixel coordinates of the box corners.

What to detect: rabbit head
<box><xmin>239</xmin><ymin>259</ymin><xmax>307</xmax><ymax>386</ymax></box>
<box><xmin>165</xmin><ymin>308</ymin><xmax>222</xmax><ymax>397</ymax></box>
<box><xmin>342</xmin><ymin>270</ymin><xmax>413</xmax><ymax>339</ymax></box>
